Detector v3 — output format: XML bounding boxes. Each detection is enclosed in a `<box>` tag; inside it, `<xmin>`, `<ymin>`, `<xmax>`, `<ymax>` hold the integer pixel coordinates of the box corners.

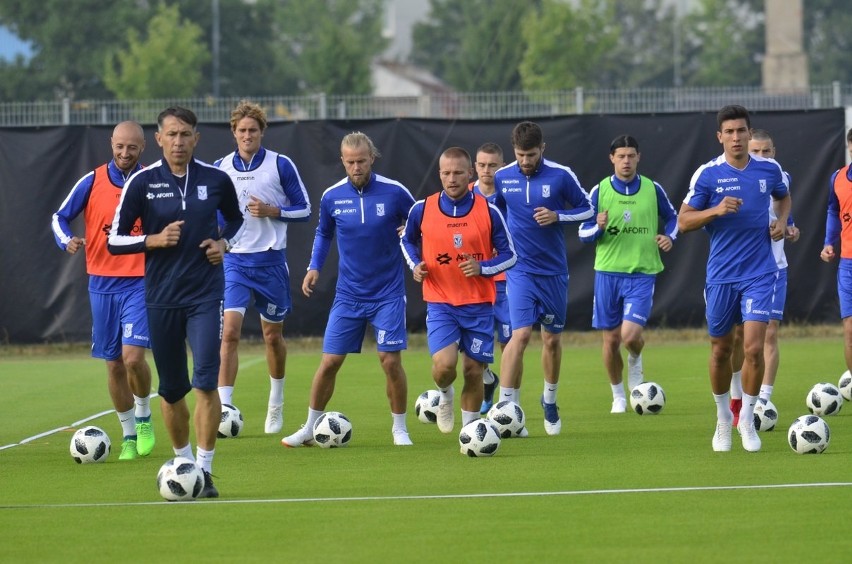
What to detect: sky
<box><xmin>0</xmin><ymin>26</ymin><xmax>32</xmax><ymax>60</ymax></box>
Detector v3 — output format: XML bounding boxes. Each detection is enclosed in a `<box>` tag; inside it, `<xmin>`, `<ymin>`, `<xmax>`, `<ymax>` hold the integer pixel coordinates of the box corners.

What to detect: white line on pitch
<box><xmin>2</xmin><ymin>481</ymin><xmax>850</xmax><ymax>510</ymax></box>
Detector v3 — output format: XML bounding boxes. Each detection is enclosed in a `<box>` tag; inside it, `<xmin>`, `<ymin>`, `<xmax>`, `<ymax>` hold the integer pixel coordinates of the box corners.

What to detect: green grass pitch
<box><xmin>1</xmin><ymin>333</ymin><xmax>851</xmax><ymax>563</ymax></box>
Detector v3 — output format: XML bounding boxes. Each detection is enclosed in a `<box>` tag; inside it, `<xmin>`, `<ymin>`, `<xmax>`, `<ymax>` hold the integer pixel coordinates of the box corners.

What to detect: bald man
<box><xmin>51</xmin><ymin>121</ymin><xmax>156</xmax><ymax>461</ymax></box>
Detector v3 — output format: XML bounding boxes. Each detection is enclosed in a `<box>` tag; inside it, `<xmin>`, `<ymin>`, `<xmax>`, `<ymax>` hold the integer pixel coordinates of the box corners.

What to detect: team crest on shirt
<box><xmin>376</xmin><ymin>203</ymin><xmax>385</xmax><ymax>216</ymax></box>
<box><xmin>759</xmin><ymin>179</ymin><xmax>766</xmax><ymax>193</ymax></box>
<box><xmin>267</xmin><ymin>304</ymin><xmax>277</xmax><ymax>317</ymax></box>
<box><xmin>745</xmin><ymin>299</ymin><xmax>753</xmax><ymax>313</ymax></box>
<box><xmin>622</xmin><ymin>210</ymin><xmax>632</xmax><ymax>223</ymax></box>
<box><xmin>453</xmin><ymin>234</ymin><xmax>463</xmax><ymax>248</ymax></box>
<box><xmin>542</xmin><ymin>184</ymin><xmax>551</xmax><ymax>198</ymax></box>
<box><xmin>542</xmin><ymin>314</ymin><xmax>555</xmax><ymax>325</ymax></box>
<box><xmin>377</xmin><ymin>330</ymin><xmax>386</xmax><ymax>344</ymax></box>
<box><xmin>471</xmin><ymin>338</ymin><xmax>482</xmax><ymax>354</ymax></box>
<box><xmin>198</xmin><ymin>186</ymin><xmax>208</xmax><ymax>200</ymax></box>
<box><xmin>123</xmin><ymin>323</ymin><xmax>133</xmax><ymax>339</ymax></box>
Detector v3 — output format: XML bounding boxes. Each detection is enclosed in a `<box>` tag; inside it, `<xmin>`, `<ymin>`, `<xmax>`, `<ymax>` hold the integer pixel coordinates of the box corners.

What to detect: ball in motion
<box><xmin>218</xmin><ymin>403</ymin><xmax>244</xmax><ymax>438</ymax></box>
<box><xmin>805</xmin><ymin>383</ymin><xmax>843</xmax><ymax>416</ymax></box>
<box><xmin>752</xmin><ymin>397</ymin><xmax>778</xmax><ymax>432</ymax></box>
<box><xmin>486</xmin><ymin>400</ymin><xmax>526</xmax><ymax>438</ymax></box>
<box><xmin>157</xmin><ymin>457</ymin><xmax>203</xmax><ymax>501</ymax></box>
<box><xmin>414</xmin><ymin>390</ymin><xmax>441</xmax><ymax>424</ymax></box>
<box><xmin>458</xmin><ymin>419</ymin><xmax>501</xmax><ymax>457</ymax></box>
<box><xmin>787</xmin><ymin>415</ymin><xmax>830</xmax><ymax>454</ymax></box>
<box><xmin>312</xmin><ymin>411</ymin><xmax>352</xmax><ymax>448</ymax></box>
<box><xmin>630</xmin><ymin>381</ymin><xmax>666</xmax><ymax>415</ymax></box>
<box><xmin>69</xmin><ymin>426</ymin><xmax>111</xmax><ymax>464</ymax></box>
<box><xmin>838</xmin><ymin>370</ymin><xmax>852</xmax><ymax>402</ymax></box>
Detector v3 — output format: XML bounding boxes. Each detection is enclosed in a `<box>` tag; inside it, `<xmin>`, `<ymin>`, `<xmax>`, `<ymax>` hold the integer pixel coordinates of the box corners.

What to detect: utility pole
<box><xmin>762</xmin><ymin>0</ymin><xmax>808</xmax><ymax>93</ymax></box>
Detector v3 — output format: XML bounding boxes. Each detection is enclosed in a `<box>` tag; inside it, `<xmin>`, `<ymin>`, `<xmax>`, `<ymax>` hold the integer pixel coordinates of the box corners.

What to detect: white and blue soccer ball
<box><xmin>805</xmin><ymin>383</ymin><xmax>843</xmax><ymax>416</ymax></box>
<box><xmin>69</xmin><ymin>426</ymin><xmax>111</xmax><ymax>464</ymax></box>
<box><xmin>788</xmin><ymin>415</ymin><xmax>830</xmax><ymax>455</ymax></box>
<box><xmin>753</xmin><ymin>398</ymin><xmax>778</xmax><ymax>432</ymax></box>
<box><xmin>838</xmin><ymin>370</ymin><xmax>852</xmax><ymax>402</ymax></box>
<box><xmin>458</xmin><ymin>419</ymin><xmax>501</xmax><ymax>457</ymax></box>
<box><xmin>415</xmin><ymin>390</ymin><xmax>441</xmax><ymax>424</ymax></box>
<box><xmin>157</xmin><ymin>457</ymin><xmax>203</xmax><ymax>501</ymax></box>
<box><xmin>486</xmin><ymin>400</ymin><xmax>526</xmax><ymax>438</ymax></box>
<box><xmin>312</xmin><ymin>411</ymin><xmax>352</xmax><ymax>448</ymax></box>
<box><xmin>630</xmin><ymin>381</ymin><xmax>666</xmax><ymax>415</ymax></box>
<box><xmin>217</xmin><ymin>403</ymin><xmax>244</xmax><ymax>438</ymax></box>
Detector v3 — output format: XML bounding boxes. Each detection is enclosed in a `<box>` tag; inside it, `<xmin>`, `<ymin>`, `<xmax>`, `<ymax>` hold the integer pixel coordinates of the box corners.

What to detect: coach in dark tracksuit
<box><xmin>108</xmin><ymin>106</ymin><xmax>244</xmax><ymax>499</ymax></box>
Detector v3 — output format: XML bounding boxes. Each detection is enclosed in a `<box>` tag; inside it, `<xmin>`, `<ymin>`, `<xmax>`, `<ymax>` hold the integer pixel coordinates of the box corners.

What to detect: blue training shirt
<box><xmin>309</xmin><ymin>172</ymin><xmax>415</xmax><ymax>302</ymax></box>
<box><xmin>494</xmin><ymin>158</ymin><xmax>593</xmax><ymax>275</ymax></box>
<box><xmin>683</xmin><ymin>154</ymin><xmax>789</xmax><ymax>284</ymax></box>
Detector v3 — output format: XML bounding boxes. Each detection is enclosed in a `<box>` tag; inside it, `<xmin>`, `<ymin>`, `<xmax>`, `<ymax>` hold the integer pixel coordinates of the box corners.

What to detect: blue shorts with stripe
<box><xmin>224</xmin><ymin>262</ymin><xmax>291</xmax><ymax>323</ymax></box>
<box><xmin>704</xmin><ymin>271</ymin><xmax>775</xmax><ymax>337</ymax></box>
<box><xmin>89</xmin><ymin>281</ymin><xmax>150</xmax><ymax>360</ymax></box>
<box><xmin>838</xmin><ymin>266</ymin><xmax>852</xmax><ymax>319</ymax></box>
<box><xmin>592</xmin><ymin>272</ymin><xmax>656</xmax><ymax>330</ymax></box>
<box><xmin>770</xmin><ymin>268</ymin><xmax>787</xmax><ymax>321</ymax></box>
<box><xmin>147</xmin><ymin>300</ymin><xmax>223</xmax><ymax>404</ymax></box>
<box><xmin>426</xmin><ymin>302</ymin><xmax>494</xmax><ymax>363</ymax></box>
<box><xmin>493</xmin><ymin>280</ymin><xmax>511</xmax><ymax>344</ymax></box>
<box><xmin>322</xmin><ymin>295</ymin><xmax>407</xmax><ymax>355</ymax></box>
<box><xmin>505</xmin><ymin>270</ymin><xmax>568</xmax><ymax>333</ymax></box>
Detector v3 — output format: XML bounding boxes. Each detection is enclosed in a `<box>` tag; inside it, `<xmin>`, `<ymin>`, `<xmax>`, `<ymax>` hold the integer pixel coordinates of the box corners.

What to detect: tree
<box><xmin>520</xmin><ymin>0</ymin><xmax>619</xmax><ymax>91</ymax></box>
<box><xmin>411</xmin><ymin>0</ymin><xmax>530</xmax><ymax>92</ymax></box>
<box><xmin>103</xmin><ymin>3</ymin><xmax>209</xmax><ymax>99</ymax></box>
<box><xmin>267</xmin><ymin>0</ymin><xmax>388</xmax><ymax>96</ymax></box>
<box><xmin>680</xmin><ymin>0</ymin><xmax>764</xmax><ymax>87</ymax></box>
<box><xmin>804</xmin><ymin>0</ymin><xmax>852</xmax><ymax>85</ymax></box>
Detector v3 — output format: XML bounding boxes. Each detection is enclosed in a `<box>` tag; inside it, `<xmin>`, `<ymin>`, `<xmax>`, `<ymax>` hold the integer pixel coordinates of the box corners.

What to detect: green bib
<box><xmin>594</xmin><ymin>175</ymin><xmax>664</xmax><ymax>274</ymax></box>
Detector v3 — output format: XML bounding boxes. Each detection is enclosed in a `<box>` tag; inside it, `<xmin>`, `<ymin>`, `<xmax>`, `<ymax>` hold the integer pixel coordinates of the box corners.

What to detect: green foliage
<box><xmin>680</xmin><ymin>0</ymin><xmax>764</xmax><ymax>87</ymax></box>
<box><xmin>411</xmin><ymin>0</ymin><xmax>529</xmax><ymax>92</ymax></box>
<box><xmin>103</xmin><ymin>3</ymin><xmax>210</xmax><ymax>99</ymax></box>
<box><xmin>804</xmin><ymin>0</ymin><xmax>852</xmax><ymax>84</ymax></box>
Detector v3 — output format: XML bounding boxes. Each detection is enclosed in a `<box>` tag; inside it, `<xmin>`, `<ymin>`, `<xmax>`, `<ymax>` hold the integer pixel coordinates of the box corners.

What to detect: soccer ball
<box><xmin>787</xmin><ymin>415</ymin><xmax>830</xmax><ymax>454</ymax></box>
<box><xmin>805</xmin><ymin>383</ymin><xmax>843</xmax><ymax>416</ymax></box>
<box><xmin>486</xmin><ymin>400</ymin><xmax>526</xmax><ymax>438</ymax></box>
<box><xmin>415</xmin><ymin>390</ymin><xmax>441</xmax><ymax>424</ymax></box>
<box><xmin>312</xmin><ymin>411</ymin><xmax>352</xmax><ymax>448</ymax></box>
<box><xmin>218</xmin><ymin>403</ymin><xmax>244</xmax><ymax>438</ymax></box>
<box><xmin>630</xmin><ymin>381</ymin><xmax>666</xmax><ymax>415</ymax></box>
<box><xmin>157</xmin><ymin>457</ymin><xmax>203</xmax><ymax>501</ymax></box>
<box><xmin>752</xmin><ymin>398</ymin><xmax>778</xmax><ymax>432</ymax></box>
<box><xmin>838</xmin><ymin>370</ymin><xmax>852</xmax><ymax>401</ymax></box>
<box><xmin>69</xmin><ymin>426</ymin><xmax>111</xmax><ymax>463</ymax></box>
<box><xmin>458</xmin><ymin>419</ymin><xmax>501</xmax><ymax>457</ymax></box>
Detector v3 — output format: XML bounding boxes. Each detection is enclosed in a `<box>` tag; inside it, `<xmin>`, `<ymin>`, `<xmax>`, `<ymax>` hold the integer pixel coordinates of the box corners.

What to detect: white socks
<box><xmin>133</xmin><ymin>394</ymin><xmax>151</xmax><ymax>419</ymax></box>
<box><xmin>218</xmin><ymin>386</ymin><xmax>234</xmax><ymax>406</ymax></box>
<box><xmin>542</xmin><ymin>382</ymin><xmax>558</xmax><ymax>404</ymax></box>
<box><xmin>174</xmin><ymin>443</ymin><xmax>194</xmax><ymax>461</ymax></box>
<box><xmin>269</xmin><ymin>375</ymin><xmax>284</xmax><ymax>406</ymax></box>
<box><xmin>611</xmin><ymin>383</ymin><xmax>626</xmax><ymax>401</ymax></box>
<box><xmin>196</xmin><ymin>447</ymin><xmax>214</xmax><ymax>474</ymax></box>
<box><xmin>759</xmin><ymin>385</ymin><xmax>773</xmax><ymax>402</ymax></box>
<box><xmin>392</xmin><ymin>412</ymin><xmax>408</xmax><ymax>433</ymax></box>
<box><xmin>730</xmin><ymin>370</ymin><xmax>743</xmax><ymax>400</ymax></box>
<box><xmin>117</xmin><ymin>407</ymin><xmax>136</xmax><ymax>439</ymax></box>
<box><xmin>439</xmin><ymin>386</ymin><xmax>454</xmax><ymax>403</ymax></box>
<box><xmin>714</xmin><ymin>391</ymin><xmax>733</xmax><ymax>423</ymax></box>
<box><xmin>461</xmin><ymin>410</ymin><xmax>479</xmax><ymax>427</ymax></box>
<box><xmin>740</xmin><ymin>393</ymin><xmax>757</xmax><ymax>427</ymax></box>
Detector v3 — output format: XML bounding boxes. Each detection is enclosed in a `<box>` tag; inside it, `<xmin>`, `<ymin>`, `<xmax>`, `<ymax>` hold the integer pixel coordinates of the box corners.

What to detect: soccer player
<box><xmin>215</xmin><ymin>101</ymin><xmax>311</xmax><ymax>434</ymax></box>
<box><xmin>728</xmin><ymin>129</ymin><xmax>800</xmax><ymax>421</ymax></box>
<box><xmin>494</xmin><ymin>121</ymin><xmax>593</xmax><ymax>436</ymax></box>
<box><xmin>819</xmin><ymin>128</ymin><xmax>852</xmax><ymax>383</ymax></box>
<box><xmin>281</xmin><ymin>132</ymin><xmax>416</xmax><ymax>447</ymax></box>
<box><xmin>578</xmin><ymin>134</ymin><xmax>678</xmax><ymax>413</ymax></box>
<box><xmin>471</xmin><ymin>142</ymin><xmax>509</xmax><ymax>414</ymax></box>
<box><xmin>401</xmin><ymin>147</ymin><xmax>516</xmax><ymax>433</ymax></box>
<box><xmin>678</xmin><ymin>105</ymin><xmax>790</xmax><ymax>453</ymax></box>
<box><xmin>108</xmin><ymin>107</ymin><xmax>245</xmax><ymax>497</ymax></box>
<box><xmin>51</xmin><ymin>121</ymin><xmax>155</xmax><ymax>461</ymax></box>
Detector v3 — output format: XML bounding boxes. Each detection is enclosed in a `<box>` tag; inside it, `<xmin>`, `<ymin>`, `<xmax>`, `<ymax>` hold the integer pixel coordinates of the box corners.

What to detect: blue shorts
<box><xmin>147</xmin><ymin>301</ymin><xmax>223</xmax><ymax>403</ymax></box>
<box><xmin>592</xmin><ymin>272</ymin><xmax>655</xmax><ymax>330</ymax></box>
<box><xmin>89</xmin><ymin>284</ymin><xmax>150</xmax><ymax>360</ymax></box>
<box><xmin>839</xmin><ymin>267</ymin><xmax>852</xmax><ymax>319</ymax></box>
<box><xmin>505</xmin><ymin>270</ymin><xmax>568</xmax><ymax>333</ymax></box>
<box><xmin>770</xmin><ymin>268</ymin><xmax>787</xmax><ymax>321</ymax></box>
<box><xmin>322</xmin><ymin>295</ymin><xmax>407</xmax><ymax>355</ymax></box>
<box><xmin>425</xmin><ymin>302</ymin><xmax>494</xmax><ymax>363</ymax></box>
<box><xmin>494</xmin><ymin>281</ymin><xmax>511</xmax><ymax>344</ymax></box>
<box><xmin>704</xmin><ymin>272</ymin><xmax>775</xmax><ymax>337</ymax></box>
<box><xmin>224</xmin><ymin>262</ymin><xmax>291</xmax><ymax>323</ymax></box>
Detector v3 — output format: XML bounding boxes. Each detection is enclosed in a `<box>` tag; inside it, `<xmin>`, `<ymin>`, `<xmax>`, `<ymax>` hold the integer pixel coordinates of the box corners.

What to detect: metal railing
<box><xmin>0</xmin><ymin>83</ymin><xmax>849</xmax><ymax>127</ymax></box>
